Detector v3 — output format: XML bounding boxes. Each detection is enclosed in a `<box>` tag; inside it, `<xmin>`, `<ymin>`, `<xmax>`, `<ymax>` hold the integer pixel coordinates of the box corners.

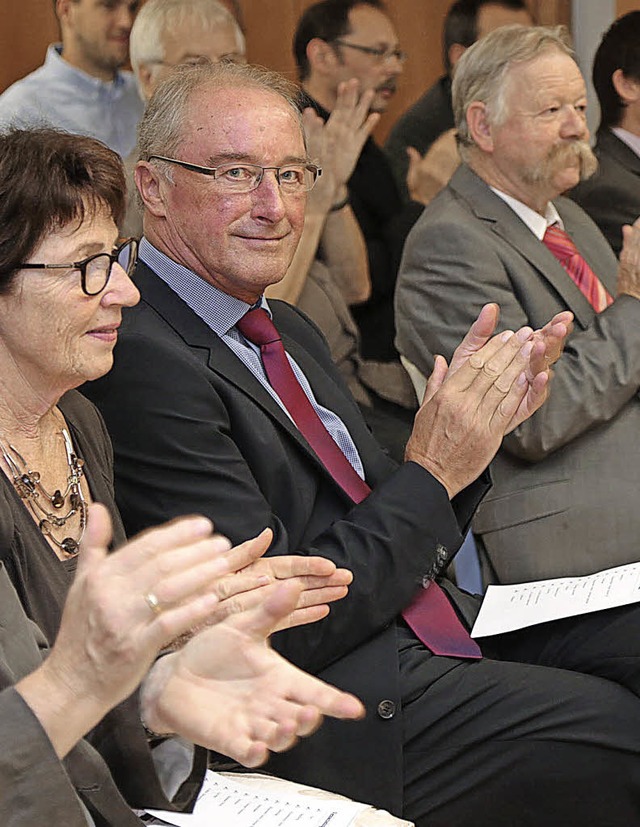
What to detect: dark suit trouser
<box><xmin>400</xmin><ymin>604</ymin><xmax>640</xmax><ymax>826</ymax></box>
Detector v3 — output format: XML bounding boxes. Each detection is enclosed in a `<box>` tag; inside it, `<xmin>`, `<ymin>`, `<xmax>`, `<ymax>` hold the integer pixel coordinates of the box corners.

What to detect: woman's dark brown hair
<box><xmin>0</xmin><ymin>128</ymin><xmax>126</xmax><ymax>292</ymax></box>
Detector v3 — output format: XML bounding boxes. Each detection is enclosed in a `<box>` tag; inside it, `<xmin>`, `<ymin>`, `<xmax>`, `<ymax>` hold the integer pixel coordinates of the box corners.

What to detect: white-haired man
<box><xmin>129</xmin><ymin>0</ymin><xmax>246</xmax><ymax>102</ymax></box>
<box><xmin>396</xmin><ymin>24</ymin><xmax>640</xmax><ymax>585</ymax></box>
<box><xmin>121</xmin><ymin>0</ymin><xmax>246</xmax><ymax>238</ymax></box>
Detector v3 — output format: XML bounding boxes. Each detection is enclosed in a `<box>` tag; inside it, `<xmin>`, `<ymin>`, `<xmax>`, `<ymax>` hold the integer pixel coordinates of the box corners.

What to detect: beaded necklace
<box><xmin>0</xmin><ymin>428</ymin><xmax>87</xmax><ymax>557</ymax></box>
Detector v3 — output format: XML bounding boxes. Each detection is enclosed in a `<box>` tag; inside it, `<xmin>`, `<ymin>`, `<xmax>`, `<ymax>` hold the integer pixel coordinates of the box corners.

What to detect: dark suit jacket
<box><xmin>384</xmin><ymin>75</ymin><xmax>454</xmax><ymax>203</ymax></box>
<box><xmin>83</xmin><ymin>261</ymin><xmax>487</xmax><ymax>814</ymax></box>
<box><xmin>570</xmin><ymin>128</ymin><xmax>640</xmax><ymax>256</ymax></box>
<box><xmin>396</xmin><ymin>163</ymin><xmax>640</xmax><ymax>584</ymax></box>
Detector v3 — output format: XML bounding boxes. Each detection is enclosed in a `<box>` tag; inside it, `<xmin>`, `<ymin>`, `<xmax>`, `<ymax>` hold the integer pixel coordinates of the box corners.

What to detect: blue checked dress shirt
<box><xmin>139</xmin><ymin>239</ymin><xmax>366</xmax><ymax>479</ymax></box>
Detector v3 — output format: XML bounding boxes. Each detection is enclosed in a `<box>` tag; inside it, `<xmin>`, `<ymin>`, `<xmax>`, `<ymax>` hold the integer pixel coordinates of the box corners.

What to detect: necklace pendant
<box><xmin>14</xmin><ymin>479</ymin><xmax>31</xmax><ymax>499</ymax></box>
<box><xmin>4</xmin><ymin>428</ymin><xmax>86</xmax><ymax>556</ymax></box>
<box><xmin>61</xmin><ymin>537</ymin><xmax>79</xmax><ymax>556</ymax></box>
<box><xmin>18</xmin><ymin>473</ymin><xmax>37</xmax><ymax>495</ymax></box>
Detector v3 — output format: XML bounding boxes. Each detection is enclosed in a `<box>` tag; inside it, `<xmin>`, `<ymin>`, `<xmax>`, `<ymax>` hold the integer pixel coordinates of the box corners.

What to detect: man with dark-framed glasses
<box><xmin>293</xmin><ymin>0</ymin><xmax>418</xmax><ymax>374</ymax></box>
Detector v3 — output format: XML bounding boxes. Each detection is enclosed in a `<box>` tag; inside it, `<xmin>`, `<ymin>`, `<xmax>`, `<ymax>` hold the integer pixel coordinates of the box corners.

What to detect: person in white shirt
<box><xmin>0</xmin><ymin>0</ymin><xmax>143</xmax><ymax>157</ymax></box>
<box><xmin>396</xmin><ymin>23</ymin><xmax>640</xmax><ymax>586</ymax></box>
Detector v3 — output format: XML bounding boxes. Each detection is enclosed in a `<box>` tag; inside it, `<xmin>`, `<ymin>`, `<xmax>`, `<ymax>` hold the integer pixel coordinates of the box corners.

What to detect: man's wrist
<box><xmin>403</xmin><ymin>451</ymin><xmax>455</xmax><ymax>500</ymax></box>
<box><xmin>330</xmin><ymin>193</ymin><xmax>350</xmax><ymax>212</ymax></box>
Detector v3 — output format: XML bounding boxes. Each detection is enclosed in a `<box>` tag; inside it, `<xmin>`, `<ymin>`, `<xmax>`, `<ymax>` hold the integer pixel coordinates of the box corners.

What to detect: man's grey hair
<box><xmin>453</xmin><ymin>24</ymin><xmax>574</xmax><ymax>159</ymax></box>
<box><xmin>129</xmin><ymin>0</ymin><xmax>245</xmax><ymax>73</ymax></box>
<box><xmin>138</xmin><ymin>61</ymin><xmax>305</xmax><ymax>167</ymax></box>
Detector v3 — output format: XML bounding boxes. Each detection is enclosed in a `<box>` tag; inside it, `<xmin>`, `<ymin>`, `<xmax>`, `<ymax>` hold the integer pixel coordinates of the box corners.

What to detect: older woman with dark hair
<box><xmin>0</xmin><ymin>128</ymin><xmax>139</xmax><ymax>637</ymax></box>
<box><xmin>0</xmin><ymin>127</ymin><xmax>362</xmax><ymax>824</ymax></box>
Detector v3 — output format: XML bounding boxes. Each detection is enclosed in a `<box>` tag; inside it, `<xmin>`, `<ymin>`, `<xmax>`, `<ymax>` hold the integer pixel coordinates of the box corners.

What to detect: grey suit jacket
<box><xmin>0</xmin><ymin>562</ymin><xmax>146</xmax><ymax>826</ymax></box>
<box><xmin>570</xmin><ymin>128</ymin><xmax>640</xmax><ymax>256</ymax></box>
<box><xmin>396</xmin><ymin>163</ymin><xmax>640</xmax><ymax>583</ymax></box>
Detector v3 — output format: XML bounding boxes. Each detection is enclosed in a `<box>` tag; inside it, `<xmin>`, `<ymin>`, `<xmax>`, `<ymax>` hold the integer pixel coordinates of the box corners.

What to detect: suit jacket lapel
<box><xmin>451</xmin><ymin>165</ymin><xmax>597</xmax><ymax>327</ymax></box>
<box><xmin>133</xmin><ymin>264</ymin><xmax>362</xmax><ymax>495</ymax></box>
<box><xmin>598</xmin><ymin>128</ymin><xmax>640</xmax><ymax>176</ymax></box>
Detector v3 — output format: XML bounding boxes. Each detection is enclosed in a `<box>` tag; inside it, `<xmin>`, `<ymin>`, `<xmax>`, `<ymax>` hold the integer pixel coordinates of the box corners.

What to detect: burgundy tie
<box><xmin>237</xmin><ymin>308</ymin><xmax>481</xmax><ymax>659</ymax></box>
<box><xmin>543</xmin><ymin>224</ymin><xmax>613</xmax><ymax>312</ymax></box>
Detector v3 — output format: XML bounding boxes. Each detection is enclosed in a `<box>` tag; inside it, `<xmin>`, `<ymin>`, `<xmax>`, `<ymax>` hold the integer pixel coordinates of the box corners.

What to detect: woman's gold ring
<box><xmin>144</xmin><ymin>591</ymin><xmax>163</xmax><ymax>615</ymax></box>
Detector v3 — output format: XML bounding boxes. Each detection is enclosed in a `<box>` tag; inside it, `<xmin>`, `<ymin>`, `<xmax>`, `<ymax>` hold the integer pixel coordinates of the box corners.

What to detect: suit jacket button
<box><xmin>377</xmin><ymin>700</ymin><xmax>396</xmax><ymax>719</ymax></box>
<box><xmin>436</xmin><ymin>543</ymin><xmax>449</xmax><ymax>565</ymax></box>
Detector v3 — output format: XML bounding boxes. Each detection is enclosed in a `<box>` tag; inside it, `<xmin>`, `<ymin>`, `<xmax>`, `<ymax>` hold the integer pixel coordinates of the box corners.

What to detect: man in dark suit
<box><xmin>85</xmin><ymin>59</ymin><xmax>640</xmax><ymax>826</ymax></box>
<box><xmin>570</xmin><ymin>11</ymin><xmax>640</xmax><ymax>256</ymax></box>
<box><xmin>396</xmin><ymin>24</ymin><xmax>640</xmax><ymax>586</ymax></box>
<box><xmin>384</xmin><ymin>0</ymin><xmax>532</xmax><ymax>203</ymax></box>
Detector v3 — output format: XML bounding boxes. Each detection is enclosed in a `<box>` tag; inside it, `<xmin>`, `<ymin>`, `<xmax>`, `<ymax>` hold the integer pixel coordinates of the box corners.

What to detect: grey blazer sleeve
<box><xmin>0</xmin><ymin>566</ymin><xmax>91</xmax><ymax>825</ymax></box>
<box><xmin>0</xmin><ymin>688</ymin><xmax>92</xmax><ymax>826</ymax></box>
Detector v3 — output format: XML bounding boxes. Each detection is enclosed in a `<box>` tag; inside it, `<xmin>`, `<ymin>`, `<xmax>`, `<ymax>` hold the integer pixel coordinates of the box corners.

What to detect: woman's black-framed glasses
<box><xmin>19</xmin><ymin>237</ymin><xmax>138</xmax><ymax>296</ymax></box>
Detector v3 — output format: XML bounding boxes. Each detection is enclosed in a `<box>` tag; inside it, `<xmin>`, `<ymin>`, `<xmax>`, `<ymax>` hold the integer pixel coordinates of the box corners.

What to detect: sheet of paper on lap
<box><xmin>144</xmin><ymin>770</ymin><xmax>412</xmax><ymax>827</ymax></box>
<box><xmin>472</xmin><ymin>562</ymin><xmax>640</xmax><ymax>638</ymax></box>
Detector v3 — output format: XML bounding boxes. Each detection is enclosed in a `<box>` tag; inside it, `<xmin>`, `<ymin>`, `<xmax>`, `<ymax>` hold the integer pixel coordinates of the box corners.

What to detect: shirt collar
<box><xmin>611</xmin><ymin>126</ymin><xmax>640</xmax><ymax>159</ymax></box>
<box><xmin>138</xmin><ymin>237</ymin><xmax>270</xmax><ymax>335</ymax></box>
<box><xmin>48</xmin><ymin>43</ymin><xmax>126</xmax><ymax>91</ymax></box>
<box><xmin>489</xmin><ymin>186</ymin><xmax>563</xmax><ymax>239</ymax></box>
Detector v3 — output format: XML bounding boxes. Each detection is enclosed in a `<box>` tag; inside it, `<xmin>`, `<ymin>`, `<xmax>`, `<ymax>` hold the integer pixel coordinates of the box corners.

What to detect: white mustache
<box><xmin>526</xmin><ymin>140</ymin><xmax>598</xmax><ymax>185</ymax></box>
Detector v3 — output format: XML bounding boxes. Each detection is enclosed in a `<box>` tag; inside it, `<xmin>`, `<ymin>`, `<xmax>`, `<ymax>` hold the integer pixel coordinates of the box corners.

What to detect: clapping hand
<box><xmin>405</xmin><ymin>304</ymin><xmax>570</xmax><ymax>497</ymax></box>
<box><xmin>140</xmin><ymin>581</ymin><xmax>365</xmax><ymax>767</ymax></box>
<box><xmin>303</xmin><ymin>78</ymin><xmax>379</xmax><ymax>211</ymax></box>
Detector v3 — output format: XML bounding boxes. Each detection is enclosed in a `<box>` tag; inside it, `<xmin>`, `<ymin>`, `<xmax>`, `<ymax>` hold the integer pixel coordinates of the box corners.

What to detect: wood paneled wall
<box><xmin>0</xmin><ymin>1</ymin><xmax>59</xmax><ymax>93</ymax></box>
<box><xmin>617</xmin><ymin>0</ymin><xmax>640</xmax><ymax>15</ymax></box>
<box><xmin>0</xmin><ymin>0</ymin><xmax>566</xmax><ymax>145</ymax></box>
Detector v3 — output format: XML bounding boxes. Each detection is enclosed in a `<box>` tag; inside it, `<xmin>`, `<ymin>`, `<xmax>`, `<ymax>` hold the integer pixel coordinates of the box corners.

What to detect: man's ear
<box><xmin>448</xmin><ymin>43</ymin><xmax>467</xmax><ymax>70</ymax></box>
<box><xmin>306</xmin><ymin>37</ymin><xmax>340</xmax><ymax>77</ymax></box>
<box><xmin>56</xmin><ymin>0</ymin><xmax>73</xmax><ymax>25</ymax></box>
<box><xmin>135</xmin><ymin>65</ymin><xmax>155</xmax><ymax>104</ymax></box>
<box><xmin>134</xmin><ymin>162</ymin><xmax>167</xmax><ymax>218</ymax></box>
<box><xmin>612</xmin><ymin>68</ymin><xmax>640</xmax><ymax>106</ymax></box>
<box><xmin>466</xmin><ymin>101</ymin><xmax>494</xmax><ymax>153</ymax></box>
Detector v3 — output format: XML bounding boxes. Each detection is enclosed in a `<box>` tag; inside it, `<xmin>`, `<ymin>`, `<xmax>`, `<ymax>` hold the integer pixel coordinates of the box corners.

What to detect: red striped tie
<box><xmin>237</xmin><ymin>308</ymin><xmax>481</xmax><ymax>659</ymax></box>
<box><xmin>543</xmin><ymin>224</ymin><xmax>613</xmax><ymax>312</ymax></box>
